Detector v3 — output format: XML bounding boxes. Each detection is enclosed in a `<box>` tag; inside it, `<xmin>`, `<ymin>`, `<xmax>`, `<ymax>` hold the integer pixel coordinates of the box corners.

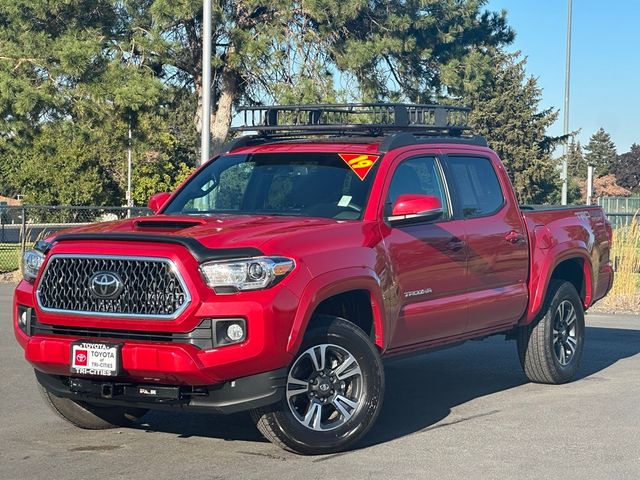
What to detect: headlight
<box><xmin>199</xmin><ymin>256</ymin><xmax>295</xmax><ymax>294</ymax></box>
<box><xmin>22</xmin><ymin>250</ymin><xmax>45</xmax><ymax>283</ymax></box>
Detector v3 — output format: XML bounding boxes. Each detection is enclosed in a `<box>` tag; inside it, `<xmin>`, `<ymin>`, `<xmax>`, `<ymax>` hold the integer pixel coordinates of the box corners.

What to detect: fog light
<box><xmin>213</xmin><ymin>318</ymin><xmax>247</xmax><ymax>346</ymax></box>
<box><xmin>17</xmin><ymin>305</ymin><xmax>32</xmax><ymax>335</ymax></box>
<box><xmin>226</xmin><ymin>323</ymin><xmax>244</xmax><ymax>342</ymax></box>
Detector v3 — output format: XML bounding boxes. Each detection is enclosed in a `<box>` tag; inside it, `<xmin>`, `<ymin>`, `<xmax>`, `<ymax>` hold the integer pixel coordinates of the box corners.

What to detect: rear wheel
<box><xmin>38</xmin><ymin>381</ymin><xmax>147</xmax><ymax>429</ymax></box>
<box><xmin>517</xmin><ymin>280</ymin><xmax>585</xmax><ymax>384</ymax></box>
<box><xmin>251</xmin><ymin>315</ymin><xmax>384</xmax><ymax>455</ymax></box>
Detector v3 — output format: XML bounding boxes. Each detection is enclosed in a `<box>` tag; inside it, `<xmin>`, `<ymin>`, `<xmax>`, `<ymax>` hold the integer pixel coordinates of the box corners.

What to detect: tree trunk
<box><xmin>193</xmin><ymin>67</ymin><xmax>238</xmax><ymax>163</ymax></box>
<box><xmin>210</xmin><ymin>67</ymin><xmax>238</xmax><ymax>156</ymax></box>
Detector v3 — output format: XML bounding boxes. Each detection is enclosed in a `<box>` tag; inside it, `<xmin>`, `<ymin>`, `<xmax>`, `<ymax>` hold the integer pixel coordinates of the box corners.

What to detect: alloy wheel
<box><xmin>552</xmin><ymin>300</ymin><xmax>578</xmax><ymax>366</ymax></box>
<box><xmin>286</xmin><ymin>344</ymin><xmax>363</xmax><ymax>431</ymax></box>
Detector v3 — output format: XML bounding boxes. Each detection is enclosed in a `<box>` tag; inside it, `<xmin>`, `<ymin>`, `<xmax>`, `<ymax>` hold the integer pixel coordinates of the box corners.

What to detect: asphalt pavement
<box><xmin>1</xmin><ymin>283</ymin><xmax>639</xmax><ymax>479</ymax></box>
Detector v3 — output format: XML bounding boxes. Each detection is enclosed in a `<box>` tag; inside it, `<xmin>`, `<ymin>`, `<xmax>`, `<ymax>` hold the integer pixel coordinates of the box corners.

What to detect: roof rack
<box><xmin>230</xmin><ymin>103</ymin><xmax>471</xmax><ymax>137</ymax></box>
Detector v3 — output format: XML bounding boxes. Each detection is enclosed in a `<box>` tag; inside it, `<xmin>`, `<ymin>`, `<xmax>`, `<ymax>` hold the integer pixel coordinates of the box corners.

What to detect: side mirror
<box><xmin>389</xmin><ymin>194</ymin><xmax>443</xmax><ymax>225</ymax></box>
<box><xmin>147</xmin><ymin>192</ymin><xmax>171</xmax><ymax>213</ymax></box>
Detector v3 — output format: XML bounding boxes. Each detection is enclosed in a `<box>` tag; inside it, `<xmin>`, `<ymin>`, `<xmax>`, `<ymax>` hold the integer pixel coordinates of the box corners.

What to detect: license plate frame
<box><xmin>70</xmin><ymin>341</ymin><xmax>121</xmax><ymax>377</ymax></box>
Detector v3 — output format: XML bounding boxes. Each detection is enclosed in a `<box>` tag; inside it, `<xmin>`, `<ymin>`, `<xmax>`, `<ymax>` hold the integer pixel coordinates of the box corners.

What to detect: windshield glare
<box><xmin>163</xmin><ymin>153</ymin><xmax>378</xmax><ymax>220</ymax></box>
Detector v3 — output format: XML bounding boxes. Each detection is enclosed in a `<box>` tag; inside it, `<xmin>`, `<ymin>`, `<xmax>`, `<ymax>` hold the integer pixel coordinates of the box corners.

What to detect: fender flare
<box><xmin>286</xmin><ymin>267</ymin><xmax>386</xmax><ymax>354</ymax></box>
<box><xmin>524</xmin><ymin>245</ymin><xmax>594</xmax><ymax>325</ymax></box>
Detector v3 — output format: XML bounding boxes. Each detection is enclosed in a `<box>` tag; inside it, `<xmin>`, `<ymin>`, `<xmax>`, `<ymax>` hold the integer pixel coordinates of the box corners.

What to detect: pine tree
<box><xmin>1</xmin><ymin>0</ymin><xmax>516</xmax><ymax>202</ymax></box>
<box><xmin>0</xmin><ymin>0</ymin><xmax>168</xmax><ymax>204</ymax></box>
<box><xmin>464</xmin><ymin>52</ymin><xmax>561</xmax><ymax>204</ymax></box>
<box><xmin>567</xmin><ymin>140</ymin><xmax>587</xmax><ymax>179</ymax></box>
<box><xmin>584</xmin><ymin>128</ymin><xmax>617</xmax><ymax>175</ymax></box>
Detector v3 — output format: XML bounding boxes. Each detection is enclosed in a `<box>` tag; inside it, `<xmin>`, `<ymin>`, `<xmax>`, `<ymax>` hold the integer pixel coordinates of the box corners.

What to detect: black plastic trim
<box><xmin>52</xmin><ymin>233</ymin><xmax>263</xmax><ymax>263</ymax></box>
<box><xmin>30</xmin><ymin>316</ymin><xmax>217</xmax><ymax>350</ymax></box>
<box><xmin>35</xmin><ymin>368</ymin><xmax>287</xmax><ymax>414</ymax></box>
<box><xmin>222</xmin><ymin>132</ymin><xmax>488</xmax><ymax>155</ymax></box>
<box><xmin>378</xmin><ymin>134</ymin><xmax>488</xmax><ymax>152</ymax></box>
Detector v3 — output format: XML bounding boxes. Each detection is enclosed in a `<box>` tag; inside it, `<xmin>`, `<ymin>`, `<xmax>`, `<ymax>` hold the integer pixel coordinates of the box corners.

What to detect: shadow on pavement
<box><xmin>136</xmin><ymin>325</ymin><xmax>640</xmax><ymax>450</ymax></box>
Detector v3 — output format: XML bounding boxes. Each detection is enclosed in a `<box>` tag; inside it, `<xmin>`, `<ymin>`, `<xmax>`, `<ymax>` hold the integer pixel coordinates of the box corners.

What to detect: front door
<box><xmin>380</xmin><ymin>154</ymin><xmax>469</xmax><ymax>348</ymax></box>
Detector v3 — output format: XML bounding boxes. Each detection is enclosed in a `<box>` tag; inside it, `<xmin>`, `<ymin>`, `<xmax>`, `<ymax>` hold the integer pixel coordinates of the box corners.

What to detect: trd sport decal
<box><xmin>338</xmin><ymin>154</ymin><xmax>380</xmax><ymax>180</ymax></box>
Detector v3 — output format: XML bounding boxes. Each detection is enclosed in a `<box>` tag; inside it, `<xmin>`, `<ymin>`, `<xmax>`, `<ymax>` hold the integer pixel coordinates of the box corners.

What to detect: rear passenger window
<box><xmin>447</xmin><ymin>157</ymin><xmax>503</xmax><ymax>218</ymax></box>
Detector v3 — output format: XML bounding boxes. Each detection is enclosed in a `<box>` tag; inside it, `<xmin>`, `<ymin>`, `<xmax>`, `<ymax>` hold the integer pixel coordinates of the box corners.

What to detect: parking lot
<box><xmin>1</xmin><ymin>283</ymin><xmax>639</xmax><ymax>479</ymax></box>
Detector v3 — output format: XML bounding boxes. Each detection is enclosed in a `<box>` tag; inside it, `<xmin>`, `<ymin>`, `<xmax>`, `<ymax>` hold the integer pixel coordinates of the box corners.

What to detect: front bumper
<box><xmin>13</xmin><ymin>240</ymin><xmax>309</xmax><ymax>387</ymax></box>
<box><xmin>35</xmin><ymin>367</ymin><xmax>286</xmax><ymax>414</ymax></box>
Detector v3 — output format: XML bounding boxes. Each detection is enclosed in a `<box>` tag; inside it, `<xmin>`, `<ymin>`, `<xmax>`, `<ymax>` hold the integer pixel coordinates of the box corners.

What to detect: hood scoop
<box><xmin>133</xmin><ymin>218</ymin><xmax>205</xmax><ymax>232</ymax></box>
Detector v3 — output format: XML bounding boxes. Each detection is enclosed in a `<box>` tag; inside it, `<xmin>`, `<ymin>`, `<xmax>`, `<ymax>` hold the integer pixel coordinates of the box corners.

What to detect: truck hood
<box><xmin>50</xmin><ymin>214</ymin><xmax>350</xmax><ymax>251</ymax></box>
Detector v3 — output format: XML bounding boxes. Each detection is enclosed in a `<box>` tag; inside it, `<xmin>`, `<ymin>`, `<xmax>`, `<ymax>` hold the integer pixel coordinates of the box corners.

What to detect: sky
<box><xmin>487</xmin><ymin>0</ymin><xmax>639</xmax><ymax>154</ymax></box>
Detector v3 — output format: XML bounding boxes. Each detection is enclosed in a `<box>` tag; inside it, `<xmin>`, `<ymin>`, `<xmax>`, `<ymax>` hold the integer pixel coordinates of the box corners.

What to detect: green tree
<box><xmin>464</xmin><ymin>52</ymin><xmax>561</xmax><ymax>204</ymax></box>
<box><xmin>130</xmin><ymin>106</ymin><xmax>196</xmax><ymax>205</ymax></box>
<box><xmin>567</xmin><ymin>140</ymin><xmax>586</xmax><ymax>178</ymax></box>
<box><xmin>126</xmin><ymin>0</ymin><xmax>513</xmax><ymax>154</ymax></box>
<box><xmin>0</xmin><ymin>0</ymin><xmax>171</xmax><ymax>204</ymax></box>
<box><xmin>331</xmin><ymin>0</ymin><xmax>514</xmax><ymax>102</ymax></box>
<box><xmin>14</xmin><ymin>122</ymin><xmax>122</xmax><ymax>205</ymax></box>
<box><xmin>1</xmin><ymin>0</ymin><xmax>518</xmax><ymax>203</ymax></box>
<box><xmin>584</xmin><ymin>128</ymin><xmax>617</xmax><ymax>175</ymax></box>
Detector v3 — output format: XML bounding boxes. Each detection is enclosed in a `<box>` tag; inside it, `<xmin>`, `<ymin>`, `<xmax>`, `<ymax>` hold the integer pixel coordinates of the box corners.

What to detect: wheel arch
<box><xmin>524</xmin><ymin>252</ymin><xmax>593</xmax><ymax>325</ymax></box>
<box><xmin>286</xmin><ymin>268</ymin><xmax>386</xmax><ymax>354</ymax></box>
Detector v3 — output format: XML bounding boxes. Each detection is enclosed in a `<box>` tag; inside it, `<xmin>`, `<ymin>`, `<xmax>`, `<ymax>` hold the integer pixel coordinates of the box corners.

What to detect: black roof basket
<box><xmin>230</xmin><ymin>103</ymin><xmax>471</xmax><ymax>137</ymax></box>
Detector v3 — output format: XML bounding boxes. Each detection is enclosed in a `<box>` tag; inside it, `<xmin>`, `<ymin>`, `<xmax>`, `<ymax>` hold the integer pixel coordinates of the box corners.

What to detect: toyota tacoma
<box><xmin>14</xmin><ymin>104</ymin><xmax>614</xmax><ymax>454</ymax></box>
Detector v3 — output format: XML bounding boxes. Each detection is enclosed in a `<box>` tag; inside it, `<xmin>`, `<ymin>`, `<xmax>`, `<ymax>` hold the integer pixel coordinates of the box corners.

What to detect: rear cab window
<box><xmin>446</xmin><ymin>156</ymin><xmax>504</xmax><ymax>218</ymax></box>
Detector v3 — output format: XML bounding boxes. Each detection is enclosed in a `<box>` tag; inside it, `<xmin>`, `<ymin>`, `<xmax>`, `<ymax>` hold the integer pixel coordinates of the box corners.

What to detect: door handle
<box><xmin>505</xmin><ymin>230</ymin><xmax>525</xmax><ymax>244</ymax></box>
<box><xmin>446</xmin><ymin>238</ymin><xmax>466</xmax><ymax>252</ymax></box>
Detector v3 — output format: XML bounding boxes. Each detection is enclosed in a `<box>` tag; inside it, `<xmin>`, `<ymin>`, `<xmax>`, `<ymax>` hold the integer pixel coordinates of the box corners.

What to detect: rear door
<box><xmin>380</xmin><ymin>152</ymin><xmax>469</xmax><ymax>347</ymax></box>
<box><xmin>443</xmin><ymin>154</ymin><xmax>529</xmax><ymax>331</ymax></box>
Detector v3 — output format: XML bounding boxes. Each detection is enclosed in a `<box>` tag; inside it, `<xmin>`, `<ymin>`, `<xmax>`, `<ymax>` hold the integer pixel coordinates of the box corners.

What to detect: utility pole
<box><xmin>586</xmin><ymin>165</ymin><xmax>594</xmax><ymax>205</ymax></box>
<box><xmin>126</xmin><ymin>118</ymin><xmax>133</xmax><ymax>209</ymax></box>
<box><xmin>200</xmin><ymin>0</ymin><xmax>212</xmax><ymax>166</ymax></box>
<box><xmin>561</xmin><ymin>0</ymin><xmax>573</xmax><ymax>205</ymax></box>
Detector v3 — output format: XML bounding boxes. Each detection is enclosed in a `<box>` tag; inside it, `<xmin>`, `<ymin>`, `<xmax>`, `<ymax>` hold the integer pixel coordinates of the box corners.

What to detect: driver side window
<box><xmin>387</xmin><ymin>156</ymin><xmax>450</xmax><ymax>220</ymax></box>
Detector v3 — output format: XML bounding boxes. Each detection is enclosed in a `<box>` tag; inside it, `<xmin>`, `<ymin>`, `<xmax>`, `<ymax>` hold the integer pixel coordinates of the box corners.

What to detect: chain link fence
<box><xmin>0</xmin><ymin>205</ymin><xmax>151</xmax><ymax>273</ymax></box>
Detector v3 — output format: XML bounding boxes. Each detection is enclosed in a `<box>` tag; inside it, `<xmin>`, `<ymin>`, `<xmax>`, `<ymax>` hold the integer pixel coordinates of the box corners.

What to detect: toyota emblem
<box><xmin>89</xmin><ymin>271</ymin><xmax>124</xmax><ymax>300</ymax></box>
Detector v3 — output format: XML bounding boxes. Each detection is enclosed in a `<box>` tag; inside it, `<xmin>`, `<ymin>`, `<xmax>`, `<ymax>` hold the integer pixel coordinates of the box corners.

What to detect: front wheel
<box><xmin>517</xmin><ymin>280</ymin><xmax>585</xmax><ymax>384</ymax></box>
<box><xmin>251</xmin><ymin>315</ymin><xmax>384</xmax><ymax>455</ymax></box>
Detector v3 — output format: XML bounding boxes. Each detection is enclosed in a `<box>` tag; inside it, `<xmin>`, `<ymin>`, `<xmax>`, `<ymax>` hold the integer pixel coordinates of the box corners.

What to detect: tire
<box><xmin>38</xmin><ymin>382</ymin><xmax>148</xmax><ymax>429</ymax></box>
<box><xmin>251</xmin><ymin>315</ymin><xmax>384</xmax><ymax>455</ymax></box>
<box><xmin>517</xmin><ymin>280</ymin><xmax>585</xmax><ymax>384</ymax></box>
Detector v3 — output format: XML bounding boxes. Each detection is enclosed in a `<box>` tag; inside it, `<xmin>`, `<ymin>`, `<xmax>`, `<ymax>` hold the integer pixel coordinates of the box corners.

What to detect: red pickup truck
<box><xmin>14</xmin><ymin>104</ymin><xmax>613</xmax><ymax>455</ymax></box>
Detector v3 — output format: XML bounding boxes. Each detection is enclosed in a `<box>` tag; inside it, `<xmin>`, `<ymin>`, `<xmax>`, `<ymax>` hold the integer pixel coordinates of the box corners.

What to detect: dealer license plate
<box><xmin>70</xmin><ymin>341</ymin><xmax>120</xmax><ymax>376</ymax></box>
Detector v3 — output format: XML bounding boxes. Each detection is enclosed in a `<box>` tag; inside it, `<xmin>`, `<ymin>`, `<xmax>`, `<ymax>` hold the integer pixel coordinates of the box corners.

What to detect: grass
<box><xmin>0</xmin><ymin>243</ymin><xmax>21</xmax><ymax>273</ymax></box>
<box><xmin>596</xmin><ymin>218</ymin><xmax>640</xmax><ymax>313</ymax></box>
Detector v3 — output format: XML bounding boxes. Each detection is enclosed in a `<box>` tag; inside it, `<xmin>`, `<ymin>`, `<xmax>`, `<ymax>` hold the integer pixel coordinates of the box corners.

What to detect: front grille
<box><xmin>37</xmin><ymin>255</ymin><xmax>190</xmax><ymax>319</ymax></box>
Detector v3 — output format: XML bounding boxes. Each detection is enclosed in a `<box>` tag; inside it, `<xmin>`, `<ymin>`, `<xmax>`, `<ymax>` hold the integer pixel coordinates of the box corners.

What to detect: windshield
<box><xmin>163</xmin><ymin>152</ymin><xmax>379</xmax><ymax>220</ymax></box>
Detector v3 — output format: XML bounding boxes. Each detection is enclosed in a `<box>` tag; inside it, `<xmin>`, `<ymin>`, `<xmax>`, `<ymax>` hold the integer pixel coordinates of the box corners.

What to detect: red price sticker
<box><xmin>339</xmin><ymin>153</ymin><xmax>380</xmax><ymax>180</ymax></box>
